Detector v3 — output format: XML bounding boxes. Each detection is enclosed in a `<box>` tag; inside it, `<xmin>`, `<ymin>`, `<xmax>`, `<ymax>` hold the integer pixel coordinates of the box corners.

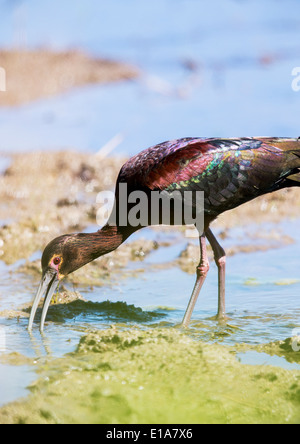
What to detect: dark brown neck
<box><xmin>88</xmin><ymin>224</ymin><xmax>137</xmax><ymax>260</ymax></box>
<box><xmin>62</xmin><ymin>225</ymin><xmax>139</xmax><ymax>276</ymax></box>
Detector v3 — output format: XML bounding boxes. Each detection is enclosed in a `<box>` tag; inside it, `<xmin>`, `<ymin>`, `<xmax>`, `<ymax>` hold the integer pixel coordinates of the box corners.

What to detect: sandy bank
<box><xmin>0</xmin><ymin>49</ymin><xmax>138</xmax><ymax>106</ymax></box>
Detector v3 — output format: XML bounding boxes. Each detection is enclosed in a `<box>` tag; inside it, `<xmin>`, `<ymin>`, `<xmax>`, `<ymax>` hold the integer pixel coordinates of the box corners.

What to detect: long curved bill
<box><xmin>28</xmin><ymin>269</ymin><xmax>59</xmax><ymax>332</ymax></box>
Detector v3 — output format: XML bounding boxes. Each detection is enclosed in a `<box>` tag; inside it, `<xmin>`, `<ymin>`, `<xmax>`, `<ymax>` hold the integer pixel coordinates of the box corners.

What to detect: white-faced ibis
<box><xmin>28</xmin><ymin>137</ymin><xmax>300</xmax><ymax>332</ymax></box>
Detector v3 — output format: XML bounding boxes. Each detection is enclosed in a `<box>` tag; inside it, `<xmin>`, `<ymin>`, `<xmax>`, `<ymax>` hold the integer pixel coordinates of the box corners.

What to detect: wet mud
<box><xmin>0</xmin><ymin>328</ymin><xmax>300</xmax><ymax>424</ymax></box>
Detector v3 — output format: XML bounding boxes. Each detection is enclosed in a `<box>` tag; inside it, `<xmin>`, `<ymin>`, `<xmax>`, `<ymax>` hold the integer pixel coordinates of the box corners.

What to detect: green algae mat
<box><xmin>0</xmin><ymin>328</ymin><xmax>299</xmax><ymax>424</ymax></box>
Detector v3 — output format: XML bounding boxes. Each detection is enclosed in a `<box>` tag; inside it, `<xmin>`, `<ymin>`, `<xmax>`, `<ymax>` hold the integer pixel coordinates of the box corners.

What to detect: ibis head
<box><xmin>28</xmin><ymin>233</ymin><xmax>93</xmax><ymax>332</ymax></box>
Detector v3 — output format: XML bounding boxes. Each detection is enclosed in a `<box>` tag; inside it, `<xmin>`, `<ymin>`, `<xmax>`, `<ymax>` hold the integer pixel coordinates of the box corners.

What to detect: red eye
<box><xmin>53</xmin><ymin>257</ymin><xmax>61</xmax><ymax>266</ymax></box>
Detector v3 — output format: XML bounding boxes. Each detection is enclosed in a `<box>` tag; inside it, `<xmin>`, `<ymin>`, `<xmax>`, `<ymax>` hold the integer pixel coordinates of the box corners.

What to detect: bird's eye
<box><xmin>53</xmin><ymin>257</ymin><xmax>61</xmax><ymax>266</ymax></box>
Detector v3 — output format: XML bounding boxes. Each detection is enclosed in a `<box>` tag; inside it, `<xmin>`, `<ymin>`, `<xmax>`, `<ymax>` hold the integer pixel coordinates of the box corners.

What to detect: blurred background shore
<box><xmin>0</xmin><ymin>49</ymin><xmax>137</xmax><ymax>106</ymax></box>
<box><xmin>0</xmin><ymin>0</ymin><xmax>300</xmax><ymax>154</ymax></box>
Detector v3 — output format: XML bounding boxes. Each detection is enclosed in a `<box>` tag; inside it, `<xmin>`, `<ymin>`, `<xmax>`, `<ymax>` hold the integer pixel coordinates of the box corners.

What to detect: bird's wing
<box><xmin>119</xmin><ymin>137</ymin><xmax>261</xmax><ymax>189</ymax></box>
<box><xmin>119</xmin><ymin>137</ymin><xmax>300</xmax><ymax>216</ymax></box>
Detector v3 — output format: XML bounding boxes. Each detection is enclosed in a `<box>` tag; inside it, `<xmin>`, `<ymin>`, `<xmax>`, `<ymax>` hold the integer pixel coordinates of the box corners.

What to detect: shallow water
<box><xmin>0</xmin><ymin>363</ymin><xmax>35</xmax><ymax>406</ymax></box>
<box><xmin>237</xmin><ymin>351</ymin><xmax>300</xmax><ymax>371</ymax></box>
<box><xmin>0</xmin><ymin>219</ymin><xmax>300</xmax><ymax>408</ymax></box>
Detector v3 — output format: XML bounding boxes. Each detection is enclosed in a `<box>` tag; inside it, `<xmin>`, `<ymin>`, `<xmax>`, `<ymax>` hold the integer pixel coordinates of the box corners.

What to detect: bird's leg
<box><xmin>205</xmin><ymin>228</ymin><xmax>226</xmax><ymax>320</ymax></box>
<box><xmin>181</xmin><ymin>233</ymin><xmax>209</xmax><ymax>327</ymax></box>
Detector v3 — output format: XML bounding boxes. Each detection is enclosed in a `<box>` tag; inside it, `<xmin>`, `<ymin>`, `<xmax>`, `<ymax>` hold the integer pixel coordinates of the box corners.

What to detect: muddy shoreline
<box><xmin>1</xmin><ymin>150</ymin><xmax>299</xmax><ymax>265</ymax></box>
<box><xmin>0</xmin><ymin>49</ymin><xmax>138</xmax><ymax>106</ymax></box>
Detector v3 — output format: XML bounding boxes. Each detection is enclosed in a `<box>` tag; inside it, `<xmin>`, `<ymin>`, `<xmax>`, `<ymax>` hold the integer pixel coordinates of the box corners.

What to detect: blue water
<box><xmin>1</xmin><ymin>0</ymin><xmax>300</xmax><ymax>407</ymax></box>
<box><xmin>0</xmin><ymin>363</ymin><xmax>35</xmax><ymax>406</ymax></box>
<box><xmin>0</xmin><ymin>0</ymin><xmax>300</xmax><ymax>154</ymax></box>
<box><xmin>237</xmin><ymin>351</ymin><xmax>300</xmax><ymax>371</ymax></box>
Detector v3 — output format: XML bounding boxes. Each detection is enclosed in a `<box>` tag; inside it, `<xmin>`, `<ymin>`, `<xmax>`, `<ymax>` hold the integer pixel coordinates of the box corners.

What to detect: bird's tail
<box><xmin>267</xmin><ymin>138</ymin><xmax>300</xmax><ymax>185</ymax></box>
<box><xmin>284</xmin><ymin>140</ymin><xmax>300</xmax><ymax>184</ymax></box>
<box><xmin>286</xmin><ymin>169</ymin><xmax>300</xmax><ymax>184</ymax></box>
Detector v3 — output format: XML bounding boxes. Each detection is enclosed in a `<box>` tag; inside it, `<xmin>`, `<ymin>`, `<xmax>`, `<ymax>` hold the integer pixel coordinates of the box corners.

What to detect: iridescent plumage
<box><xmin>119</xmin><ymin>137</ymin><xmax>300</xmax><ymax>227</ymax></box>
